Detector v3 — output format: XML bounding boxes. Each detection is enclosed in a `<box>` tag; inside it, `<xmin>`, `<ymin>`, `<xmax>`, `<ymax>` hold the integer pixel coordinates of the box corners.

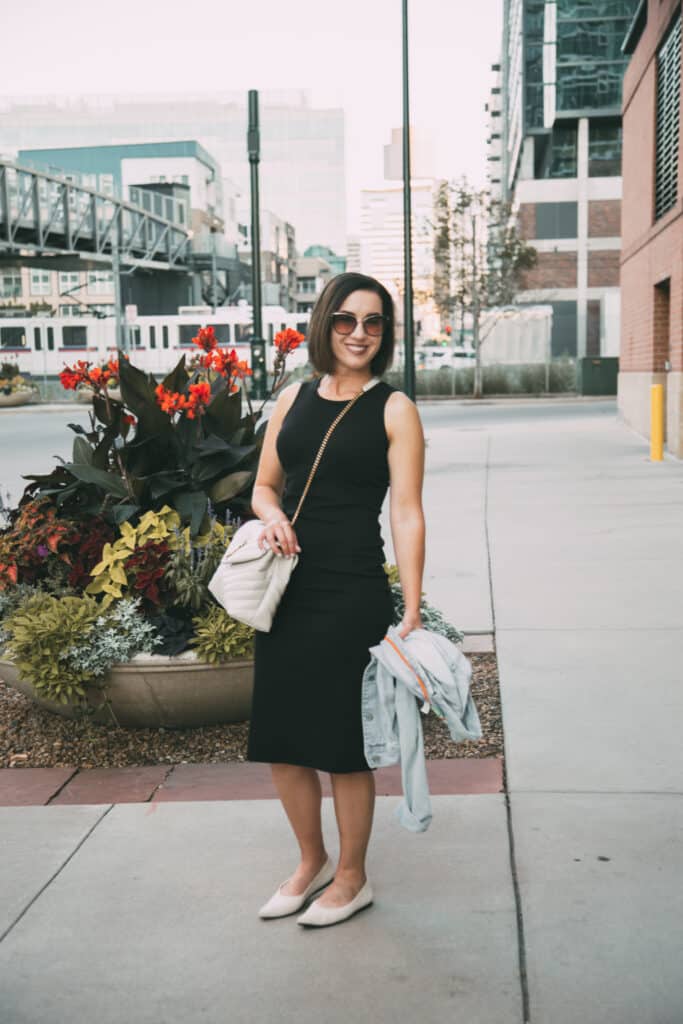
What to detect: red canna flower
<box><xmin>274</xmin><ymin>328</ymin><xmax>305</xmax><ymax>354</ymax></box>
<box><xmin>192</xmin><ymin>326</ymin><xmax>218</xmax><ymax>353</ymax></box>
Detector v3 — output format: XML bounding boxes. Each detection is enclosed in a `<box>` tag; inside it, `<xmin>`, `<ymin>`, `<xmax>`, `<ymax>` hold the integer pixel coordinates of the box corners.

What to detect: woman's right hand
<box><xmin>257</xmin><ymin>516</ymin><xmax>301</xmax><ymax>558</ymax></box>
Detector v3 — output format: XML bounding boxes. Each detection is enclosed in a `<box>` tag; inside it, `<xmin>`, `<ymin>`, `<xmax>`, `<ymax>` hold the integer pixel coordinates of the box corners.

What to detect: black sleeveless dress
<box><xmin>245</xmin><ymin>375</ymin><xmax>397</xmax><ymax>773</ymax></box>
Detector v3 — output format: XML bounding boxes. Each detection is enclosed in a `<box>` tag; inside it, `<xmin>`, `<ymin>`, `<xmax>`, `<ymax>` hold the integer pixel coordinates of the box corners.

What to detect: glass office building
<box><xmin>499</xmin><ymin>0</ymin><xmax>638</xmax><ymax>361</ymax></box>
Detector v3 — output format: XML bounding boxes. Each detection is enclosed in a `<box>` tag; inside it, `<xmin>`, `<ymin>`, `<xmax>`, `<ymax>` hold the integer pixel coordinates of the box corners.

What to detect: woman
<box><xmin>246</xmin><ymin>271</ymin><xmax>426</xmax><ymax>927</ymax></box>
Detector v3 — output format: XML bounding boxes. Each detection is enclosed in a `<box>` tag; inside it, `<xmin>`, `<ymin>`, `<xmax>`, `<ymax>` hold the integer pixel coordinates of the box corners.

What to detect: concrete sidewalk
<box><xmin>1</xmin><ymin>404</ymin><xmax>682</xmax><ymax>1023</ymax></box>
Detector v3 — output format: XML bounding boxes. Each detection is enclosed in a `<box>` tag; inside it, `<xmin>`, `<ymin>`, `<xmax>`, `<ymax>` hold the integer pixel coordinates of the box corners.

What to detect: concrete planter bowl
<box><xmin>0</xmin><ymin>389</ymin><xmax>38</xmax><ymax>408</ymax></box>
<box><xmin>76</xmin><ymin>387</ymin><xmax>122</xmax><ymax>403</ymax></box>
<box><xmin>0</xmin><ymin>651</ymin><xmax>254</xmax><ymax>729</ymax></box>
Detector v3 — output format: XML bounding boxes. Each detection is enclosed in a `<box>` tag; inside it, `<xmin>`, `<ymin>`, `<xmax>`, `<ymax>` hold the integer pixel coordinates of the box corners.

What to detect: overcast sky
<box><xmin>3</xmin><ymin>0</ymin><xmax>502</xmax><ymax>234</ymax></box>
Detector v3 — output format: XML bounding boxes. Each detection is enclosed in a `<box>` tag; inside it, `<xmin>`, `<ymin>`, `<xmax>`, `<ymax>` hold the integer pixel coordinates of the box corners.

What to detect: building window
<box><xmin>58</xmin><ymin>271</ymin><xmax>81</xmax><ymax>295</ymax></box>
<box><xmin>99</xmin><ymin>174</ymin><xmax>115</xmax><ymax>197</ymax></box>
<box><xmin>541</xmin><ymin>123</ymin><xmax>578</xmax><ymax>178</ymax></box>
<box><xmin>87</xmin><ymin>271</ymin><xmax>114</xmax><ymax>295</ymax></box>
<box><xmin>655</xmin><ymin>12</ymin><xmax>681</xmax><ymax>221</ymax></box>
<box><xmin>30</xmin><ymin>269</ymin><xmax>52</xmax><ymax>296</ymax></box>
<box><xmin>0</xmin><ymin>270</ymin><xmax>22</xmax><ymax>299</ymax></box>
<box><xmin>550</xmin><ymin>300</ymin><xmax>577</xmax><ymax>358</ymax></box>
<box><xmin>535</xmin><ymin>202</ymin><xmax>578</xmax><ymax>239</ymax></box>
<box><xmin>589</xmin><ymin>121</ymin><xmax>622</xmax><ymax>177</ymax></box>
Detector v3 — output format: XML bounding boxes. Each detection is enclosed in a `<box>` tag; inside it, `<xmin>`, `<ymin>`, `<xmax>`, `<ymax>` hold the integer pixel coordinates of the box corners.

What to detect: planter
<box><xmin>0</xmin><ymin>651</ymin><xmax>254</xmax><ymax>729</ymax></box>
<box><xmin>77</xmin><ymin>387</ymin><xmax>122</xmax><ymax>403</ymax></box>
<box><xmin>0</xmin><ymin>389</ymin><xmax>38</xmax><ymax>408</ymax></box>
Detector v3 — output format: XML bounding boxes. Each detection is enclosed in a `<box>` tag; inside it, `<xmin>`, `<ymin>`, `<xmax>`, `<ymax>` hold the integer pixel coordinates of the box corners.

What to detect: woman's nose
<box><xmin>350</xmin><ymin>321</ymin><xmax>368</xmax><ymax>340</ymax></box>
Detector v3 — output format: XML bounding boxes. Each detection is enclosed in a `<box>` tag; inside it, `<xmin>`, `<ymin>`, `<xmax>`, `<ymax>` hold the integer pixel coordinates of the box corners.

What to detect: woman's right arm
<box><xmin>250</xmin><ymin>382</ymin><xmax>302</xmax><ymax>558</ymax></box>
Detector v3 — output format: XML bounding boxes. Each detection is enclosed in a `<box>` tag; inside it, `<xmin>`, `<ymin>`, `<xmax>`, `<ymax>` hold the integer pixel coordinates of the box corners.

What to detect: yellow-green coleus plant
<box><xmin>86</xmin><ymin>505</ymin><xmax>181</xmax><ymax>602</ymax></box>
<box><xmin>86</xmin><ymin>505</ymin><xmax>227</xmax><ymax>605</ymax></box>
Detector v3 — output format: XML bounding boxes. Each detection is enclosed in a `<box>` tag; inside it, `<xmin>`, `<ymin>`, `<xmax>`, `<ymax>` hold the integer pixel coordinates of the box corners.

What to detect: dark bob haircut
<box><xmin>306</xmin><ymin>272</ymin><xmax>396</xmax><ymax>377</ymax></box>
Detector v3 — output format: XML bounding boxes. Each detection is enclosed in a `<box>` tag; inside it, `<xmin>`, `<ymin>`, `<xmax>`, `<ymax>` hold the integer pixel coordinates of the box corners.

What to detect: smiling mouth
<box><xmin>344</xmin><ymin>343</ymin><xmax>369</xmax><ymax>353</ymax></box>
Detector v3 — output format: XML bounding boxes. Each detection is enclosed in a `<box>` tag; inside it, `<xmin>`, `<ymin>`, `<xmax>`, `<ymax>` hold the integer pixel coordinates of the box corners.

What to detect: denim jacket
<box><xmin>361</xmin><ymin>625</ymin><xmax>482</xmax><ymax>832</ymax></box>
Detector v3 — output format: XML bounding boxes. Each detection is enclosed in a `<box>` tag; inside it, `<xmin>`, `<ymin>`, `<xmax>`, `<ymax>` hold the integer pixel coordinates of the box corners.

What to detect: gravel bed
<box><xmin>0</xmin><ymin>654</ymin><xmax>502</xmax><ymax>770</ymax></box>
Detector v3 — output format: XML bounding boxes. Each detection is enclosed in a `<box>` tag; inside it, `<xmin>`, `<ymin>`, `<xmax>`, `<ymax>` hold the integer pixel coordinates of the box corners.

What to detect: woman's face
<box><xmin>329</xmin><ymin>289</ymin><xmax>384</xmax><ymax>374</ymax></box>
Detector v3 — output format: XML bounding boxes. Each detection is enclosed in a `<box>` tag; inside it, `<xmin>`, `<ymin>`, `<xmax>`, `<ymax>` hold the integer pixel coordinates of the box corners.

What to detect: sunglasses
<box><xmin>330</xmin><ymin>312</ymin><xmax>388</xmax><ymax>337</ymax></box>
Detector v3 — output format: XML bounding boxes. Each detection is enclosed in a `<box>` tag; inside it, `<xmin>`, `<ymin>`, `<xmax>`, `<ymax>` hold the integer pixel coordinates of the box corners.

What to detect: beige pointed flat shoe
<box><xmin>258</xmin><ymin>856</ymin><xmax>335</xmax><ymax>919</ymax></box>
<box><xmin>296</xmin><ymin>879</ymin><xmax>373</xmax><ymax>927</ymax></box>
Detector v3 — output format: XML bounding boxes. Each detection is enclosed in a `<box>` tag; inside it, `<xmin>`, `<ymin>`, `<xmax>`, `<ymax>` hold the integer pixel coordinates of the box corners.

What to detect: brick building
<box><xmin>619</xmin><ymin>1</ymin><xmax>683</xmax><ymax>456</ymax></box>
<box><xmin>497</xmin><ymin>1</ymin><xmax>638</xmax><ymax>358</ymax></box>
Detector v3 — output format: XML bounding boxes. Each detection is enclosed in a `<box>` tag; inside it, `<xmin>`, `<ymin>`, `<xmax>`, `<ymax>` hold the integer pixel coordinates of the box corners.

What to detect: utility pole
<box><xmin>111</xmin><ymin>225</ymin><xmax>126</xmax><ymax>354</ymax></box>
<box><xmin>472</xmin><ymin>212</ymin><xmax>482</xmax><ymax>399</ymax></box>
<box><xmin>402</xmin><ymin>0</ymin><xmax>416</xmax><ymax>400</ymax></box>
<box><xmin>247</xmin><ymin>89</ymin><xmax>267</xmax><ymax>401</ymax></box>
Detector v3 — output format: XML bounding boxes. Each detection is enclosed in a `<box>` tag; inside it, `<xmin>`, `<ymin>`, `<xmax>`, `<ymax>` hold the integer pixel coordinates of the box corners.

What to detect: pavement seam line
<box><xmin>0</xmin><ymin>804</ymin><xmax>114</xmax><ymax>945</ymax></box>
<box><xmin>45</xmin><ymin>766</ymin><xmax>80</xmax><ymax>804</ymax></box>
<box><xmin>483</xmin><ymin>431</ymin><xmax>531</xmax><ymax>1024</ymax></box>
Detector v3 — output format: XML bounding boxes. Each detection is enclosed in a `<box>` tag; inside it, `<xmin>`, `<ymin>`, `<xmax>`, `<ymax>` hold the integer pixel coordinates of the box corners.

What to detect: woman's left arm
<box><xmin>385</xmin><ymin>391</ymin><xmax>426</xmax><ymax>639</ymax></box>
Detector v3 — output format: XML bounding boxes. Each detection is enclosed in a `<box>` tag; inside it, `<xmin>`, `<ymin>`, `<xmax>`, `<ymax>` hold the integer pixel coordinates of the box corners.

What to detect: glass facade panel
<box><xmin>553</xmin><ymin>0</ymin><xmax>638</xmax><ymax>115</ymax></box>
<box><xmin>544</xmin><ymin>122</ymin><xmax>578</xmax><ymax>177</ymax></box>
<box><xmin>589</xmin><ymin>121</ymin><xmax>622</xmax><ymax>176</ymax></box>
<box><xmin>524</xmin><ymin>0</ymin><xmax>546</xmax><ymax>131</ymax></box>
<box><xmin>536</xmin><ymin>201</ymin><xmax>578</xmax><ymax>238</ymax></box>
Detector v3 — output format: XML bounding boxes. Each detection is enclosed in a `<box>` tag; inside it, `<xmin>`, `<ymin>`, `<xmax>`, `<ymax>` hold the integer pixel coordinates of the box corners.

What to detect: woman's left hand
<box><xmin>397</xmin><ymin>610</ymin><xmax>423</xmax><ymax>639</ymax></box>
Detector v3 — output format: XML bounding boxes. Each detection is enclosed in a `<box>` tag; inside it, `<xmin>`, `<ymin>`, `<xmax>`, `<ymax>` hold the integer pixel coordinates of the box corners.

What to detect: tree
<box><xmin>432</xmin><ymin>178</ymin><xmax>537</xmax><ymax>398</ymax></box>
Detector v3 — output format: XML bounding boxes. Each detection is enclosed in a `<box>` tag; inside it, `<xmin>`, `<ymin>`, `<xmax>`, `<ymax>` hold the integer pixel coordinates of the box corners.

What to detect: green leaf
<box><xmin>117</xmin><ymin>350</ymin><xmax>174</xmax><ymax>442</ymax></box>
<box><xmin>204</xmin><ymin>388</ymin><xmax>242</xmax><ymax>441</ymax></box>
<box><xmin>63</xmin><ymin>463</ymin><xmax>129</xmax><ymax>498</ymax></box>
<box><xmin>161</xmin><ymin>355</ymin><xmax>189</xmax><ymax>395</ymax></box>
<box><xmin>174</xmin><ymin>490</ymin><xmax>208</xmax><ymax>535</ymax></box>
<box><xmin>72</xmin><ymin>435</ymin><xmax>94</xmax><ymax>466</ymax></box>
<box><xmin>110</xmin><ymin>503</ymin><xmax>140</xmax><ymax>524</ymax></box>
<box><xmin>208</xmin><ymin>470</ymin><xmax>253</xmax><ymax>503</ymax></box>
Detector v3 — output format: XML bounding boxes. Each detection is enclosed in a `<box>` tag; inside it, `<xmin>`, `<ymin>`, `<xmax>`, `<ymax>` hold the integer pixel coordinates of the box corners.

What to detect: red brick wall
<box><xmin>588</xmin><ymin>200</ymin><xmax>621</xmax><ymax>237</ymax></box>
<box><xmin>517</xmin><ymin>203</ymin><xmax>536</xmax><ymax>239</ymax></box>
<box><xmin>588</xmin><ymin>251</ymin><xmax>620</xmax><ymax>287</ymax></box>
<box><xmin>621</xmin><ymin>1</ymin><xmax>683</xmax><ymax>373</ymax></box>
<box><xmin>519</xmin><ymin>251</ymin><xmax>577</xmax><ymax>289</ymax></box>
<box><xmin>621</xmin><ymin>227</ymin><xmax>683</xmax><ymax>371</ymax></box>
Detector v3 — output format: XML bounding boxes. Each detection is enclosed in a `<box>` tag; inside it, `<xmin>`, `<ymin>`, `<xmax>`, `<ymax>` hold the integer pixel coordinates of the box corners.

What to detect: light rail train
<box><xmin>0</xmin><ymin>306</ymin><xmax>312</xmax><ymax>378</ymax></box>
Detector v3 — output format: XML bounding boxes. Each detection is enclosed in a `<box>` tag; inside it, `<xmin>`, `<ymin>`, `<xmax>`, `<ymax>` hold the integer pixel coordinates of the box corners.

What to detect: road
<box><xmin>0</xmin><ymin>398</ymin><xmax>618</xmax><ymax>510</ymax></box>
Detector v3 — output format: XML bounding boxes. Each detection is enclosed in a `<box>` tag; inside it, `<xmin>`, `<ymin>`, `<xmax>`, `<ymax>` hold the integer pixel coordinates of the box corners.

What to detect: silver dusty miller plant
<box><xmin>61</xmin><ymin>597</ymin><xmax>162</xmax><ymax>677</ymax></box>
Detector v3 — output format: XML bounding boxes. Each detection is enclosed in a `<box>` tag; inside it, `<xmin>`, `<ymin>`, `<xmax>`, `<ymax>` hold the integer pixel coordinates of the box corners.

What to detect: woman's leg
<box><xmin>270</xmin><ymin>763</ymin><xmax>329</xmax><ymax>895</ymax></box>
<box><xmin>315</xmin><ymin>769</ymin><xmax>375</xmax><ymax>907</ymax></box>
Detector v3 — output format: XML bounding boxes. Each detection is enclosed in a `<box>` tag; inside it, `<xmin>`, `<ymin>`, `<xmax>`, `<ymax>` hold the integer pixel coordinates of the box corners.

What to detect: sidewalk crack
<box><xmin>0</xmin><ymin>804</ymin><xmax>114</xmax><ymax>945</ymax></box>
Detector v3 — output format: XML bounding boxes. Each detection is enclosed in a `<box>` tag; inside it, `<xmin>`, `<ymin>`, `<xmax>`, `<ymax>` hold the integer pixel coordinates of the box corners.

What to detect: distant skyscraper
<box><xmin>360</xmin><ymin>180</ymin><xmax>436</xmax><ymax>300</ymax></box>
<box><xmin>0</xmin><ymin>91</ymin><xmax>346</xmax><ymax>255</ymax></box>
<box><xmin>500</xmin><ymin>0</ymin><xmax>638</xmax><ymax>359</ymax></box>
<box><xmin>383</xmin><ymin>127</ymin><xmax>434</xmax><ymax>181</ymax></box>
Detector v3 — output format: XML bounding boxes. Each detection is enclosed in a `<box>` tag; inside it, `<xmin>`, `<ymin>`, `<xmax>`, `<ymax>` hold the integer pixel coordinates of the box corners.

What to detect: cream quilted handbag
<box><xmin>208</xmin><ymin>377</ymin><xmax>379</xmax><ymax>632</ymax></box>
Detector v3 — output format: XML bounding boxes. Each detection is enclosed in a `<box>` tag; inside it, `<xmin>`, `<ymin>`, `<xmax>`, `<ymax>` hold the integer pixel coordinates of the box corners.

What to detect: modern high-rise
<box><xmin>0</xmin><ymin>91</ymin><xmax>346</xmax><ymax>255</ymax></box>
<box><xmin>499</xmin><ymin>0</ymin><xmax>639</xmax><ymax>358</ymax></box>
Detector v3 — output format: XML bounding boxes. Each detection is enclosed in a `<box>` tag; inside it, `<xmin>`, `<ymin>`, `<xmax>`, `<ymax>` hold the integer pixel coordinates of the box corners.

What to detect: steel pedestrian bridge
<box><xmin>0</xmin><ymin>159</ymin><xmax>191</xmax><ymax>272</ymax></box>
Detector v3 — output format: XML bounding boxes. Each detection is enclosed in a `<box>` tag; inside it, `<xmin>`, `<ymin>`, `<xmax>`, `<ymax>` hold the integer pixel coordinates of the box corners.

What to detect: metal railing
<box><xmin>0</xmin><ymin>160</ymin><xmax>191</xmax><ymax>270</ymax></box>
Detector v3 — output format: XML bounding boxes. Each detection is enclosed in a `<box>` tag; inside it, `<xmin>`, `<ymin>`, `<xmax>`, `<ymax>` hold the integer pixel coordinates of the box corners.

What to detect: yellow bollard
<box><xmin>651</xmin><ymin>384</ymin><xmax>664</xmax><ymax>461</ymax></box>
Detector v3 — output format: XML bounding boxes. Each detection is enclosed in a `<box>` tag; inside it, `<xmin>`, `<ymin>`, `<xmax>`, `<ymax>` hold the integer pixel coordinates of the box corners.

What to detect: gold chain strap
<box><xmin>290</xmin><ymin>388</ymin><xmax>367</xmax><ymax>527</ymax></box>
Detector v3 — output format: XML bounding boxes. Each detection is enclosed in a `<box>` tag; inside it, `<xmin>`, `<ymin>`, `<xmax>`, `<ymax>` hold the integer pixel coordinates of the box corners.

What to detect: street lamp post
<box><xmin>247</xmin><ymin>89</ymin><xmax>267</xmax><ymax>401</ymax></box>
<box><xmin>402</xmin><ymin>0</ymin><xmax>416</xmax><ymax>400</ymax></box>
